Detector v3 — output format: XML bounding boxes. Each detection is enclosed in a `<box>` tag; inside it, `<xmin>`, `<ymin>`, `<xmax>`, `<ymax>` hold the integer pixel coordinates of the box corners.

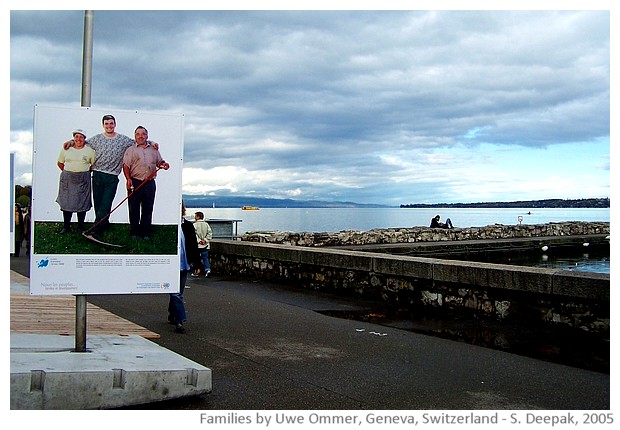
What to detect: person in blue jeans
<box><xmin>168</xmin><ymin>202</ymin><xmax>201</xmax><ymax>333</ymax></box>
<box><xmin>192</xmin><ymin>211</ymin><xmax>213</xmax><ymax>277</ymax></box>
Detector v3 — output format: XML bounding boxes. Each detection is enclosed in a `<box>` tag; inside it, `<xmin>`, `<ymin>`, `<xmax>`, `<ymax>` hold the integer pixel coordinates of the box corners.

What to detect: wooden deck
<box><xmin>10</xmin><ymin>272</ymin><xmax>159</xmax><ymax>339</ymax></box>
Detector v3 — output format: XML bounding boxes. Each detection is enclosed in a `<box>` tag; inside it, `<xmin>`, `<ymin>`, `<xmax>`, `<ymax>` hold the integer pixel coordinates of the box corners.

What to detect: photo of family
<box><xmin>30</xmin><ymin>105</ymin><xmax>184</xmax><ymax>295</ymax></box>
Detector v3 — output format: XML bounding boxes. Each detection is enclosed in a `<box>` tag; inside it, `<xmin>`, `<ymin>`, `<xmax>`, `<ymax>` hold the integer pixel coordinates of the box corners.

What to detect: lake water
<box><xmin>187</xmin><ymin>206</ymin><xmax>610</xmax><ymax>235</ymax></box>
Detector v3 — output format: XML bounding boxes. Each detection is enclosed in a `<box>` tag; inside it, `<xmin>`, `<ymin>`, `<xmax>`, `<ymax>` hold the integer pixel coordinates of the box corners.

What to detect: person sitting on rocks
<box><xmin>430</xmin><ymin>214</ymin><xmax>454</xmax><ymax>229</ymax></box>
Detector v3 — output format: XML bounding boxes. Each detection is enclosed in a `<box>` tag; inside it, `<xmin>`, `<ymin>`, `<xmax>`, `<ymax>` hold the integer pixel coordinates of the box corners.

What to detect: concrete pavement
<box><xmin>9</xmin><ymin>251</ymin><xmax>611</xmax><ymax>410</ymax></box>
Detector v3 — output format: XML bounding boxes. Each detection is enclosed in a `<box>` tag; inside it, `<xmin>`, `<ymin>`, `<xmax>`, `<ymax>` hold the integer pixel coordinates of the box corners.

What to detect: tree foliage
<box><xmin>14</xmin><ymin>185</ymin><xmax>32</xmax><ymax>207</ymax></box>
<box><xmin>400</xmin><ymin>198</ymin><xmax>610</xmax><ymax>209</ymax></box>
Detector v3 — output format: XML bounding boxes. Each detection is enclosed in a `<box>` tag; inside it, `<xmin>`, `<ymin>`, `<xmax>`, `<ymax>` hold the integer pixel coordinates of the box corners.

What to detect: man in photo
<box><xmin>122</xmin><ymin>126</ymin><xmax>169</xmax><ymax>240</ymax></box>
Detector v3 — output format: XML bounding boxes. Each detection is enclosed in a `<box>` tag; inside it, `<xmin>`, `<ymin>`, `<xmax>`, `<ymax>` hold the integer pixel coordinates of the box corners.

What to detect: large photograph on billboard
<box><xmin>30</xmin><ymin>105</ymin><xmax>184</xmax><ymax>295</ymax></box>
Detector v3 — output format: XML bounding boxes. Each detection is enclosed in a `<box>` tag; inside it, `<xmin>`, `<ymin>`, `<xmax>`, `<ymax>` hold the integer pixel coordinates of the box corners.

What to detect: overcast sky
<box><xmin>7</xmin><ymin>5</ymin><xmax>612</xmax><ymax>206</ymax></box>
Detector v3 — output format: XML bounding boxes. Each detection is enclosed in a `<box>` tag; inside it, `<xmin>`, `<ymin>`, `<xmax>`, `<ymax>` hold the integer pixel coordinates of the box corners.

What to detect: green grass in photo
<box><xmin>33</xmin><ymin>221</ymin><xmax>178</xmax><ymax>255</ymax></box>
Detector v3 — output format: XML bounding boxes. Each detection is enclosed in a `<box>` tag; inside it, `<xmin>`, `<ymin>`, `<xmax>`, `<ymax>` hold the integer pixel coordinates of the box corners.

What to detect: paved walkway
<box><xmin>10</xmin><ymin>251</ymin><xmax>611</xmax><ymax>410</ymax></box>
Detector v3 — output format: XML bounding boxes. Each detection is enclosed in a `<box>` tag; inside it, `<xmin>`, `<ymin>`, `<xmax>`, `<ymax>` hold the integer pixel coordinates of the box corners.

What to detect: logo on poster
<box><xmin>35</xmin><ymin>257</ymin><xmax>64</xmax><ymax>269</ymax></box>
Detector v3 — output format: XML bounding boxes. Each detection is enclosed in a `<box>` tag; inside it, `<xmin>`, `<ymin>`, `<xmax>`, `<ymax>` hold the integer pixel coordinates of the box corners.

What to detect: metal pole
<box><xmin>81</xmin><ymin>10</ymin><xmax>94</xmax><ymax>107</ymax></box>
<box><xmin>76</xmin><ymin>10</ymin><xmax>94</xmax><ymax>353</ymax></box>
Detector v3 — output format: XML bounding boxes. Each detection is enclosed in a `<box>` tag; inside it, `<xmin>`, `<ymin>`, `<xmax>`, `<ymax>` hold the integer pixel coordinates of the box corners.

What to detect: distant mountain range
<box><xmin>183</xmin><ymin>196</ymin><xmax>609</xmax><ymax>209</ymax></box>
<box><xmin>401</xmin><ymin>198</ymin><xmax>610</xmax><ymax>209</ymax></box>
<box><xmin>182</xmin><ymin>195</ymin><xmax>388</xmax><ymax>208</ymax></box>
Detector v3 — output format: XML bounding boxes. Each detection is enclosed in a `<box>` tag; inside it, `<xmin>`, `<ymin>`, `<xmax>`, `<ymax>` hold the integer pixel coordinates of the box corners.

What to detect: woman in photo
<box><xmin>56</xmin><ymin>129</ymin><xmax>95</xmax><ymax>233</ymax></box>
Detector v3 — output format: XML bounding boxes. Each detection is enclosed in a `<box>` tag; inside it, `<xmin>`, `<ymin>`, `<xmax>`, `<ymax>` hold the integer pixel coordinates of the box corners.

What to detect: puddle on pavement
<box><xmin>317</xmin><ymin>308</ymin><xmax>609</xmax><ymax>374</ymax></box>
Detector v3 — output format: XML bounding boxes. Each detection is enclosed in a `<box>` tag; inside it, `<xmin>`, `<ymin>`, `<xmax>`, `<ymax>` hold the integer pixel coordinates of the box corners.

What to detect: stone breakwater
<box><xmin>240</xmin><ymin>221</ymin><xmax>610</xmax><ymax>247</ymax></box>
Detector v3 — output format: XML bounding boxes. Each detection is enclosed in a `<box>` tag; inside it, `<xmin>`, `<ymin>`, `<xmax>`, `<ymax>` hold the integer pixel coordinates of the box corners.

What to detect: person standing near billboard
<box><xmin>192</xmin><ymin>211</ymin><xmax>213</xmax><ymax>277</ymax></box>
<box><xmin>169</xmin><ymin>201</ymin><xmax>201</xmax><ymax>333</ymax></box>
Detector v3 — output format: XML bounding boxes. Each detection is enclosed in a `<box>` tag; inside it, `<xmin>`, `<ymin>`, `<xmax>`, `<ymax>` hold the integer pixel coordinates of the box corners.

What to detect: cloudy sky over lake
<box><xmin>7</xmin><ymin>3</ymin><xmax>613</xmax><ymax>205</ymax></box>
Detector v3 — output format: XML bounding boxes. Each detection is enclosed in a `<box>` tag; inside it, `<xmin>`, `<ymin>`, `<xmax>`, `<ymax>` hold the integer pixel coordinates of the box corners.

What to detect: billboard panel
<box><xmin>29</xmin><ymin>105</ymin><xmax>184</xmax><ymax>295</ymax></box>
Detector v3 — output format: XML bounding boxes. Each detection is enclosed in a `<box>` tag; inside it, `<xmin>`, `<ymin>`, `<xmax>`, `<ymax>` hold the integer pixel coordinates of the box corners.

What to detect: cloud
<box><xmin>9</xmin><ymin>9</ymin><xmax>611</xmax><ymax>204</ymax></box>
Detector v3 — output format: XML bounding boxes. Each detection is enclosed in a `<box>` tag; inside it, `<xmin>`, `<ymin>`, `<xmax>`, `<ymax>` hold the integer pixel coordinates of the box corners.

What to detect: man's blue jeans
<box><xmin>200</xmin><ymin>249</ymin><xmax>211</xmax><ymax>271</ymax></box>
<box><xmin>168</xmin><ymin>270</ymin><xmax>188</xmax><ymax>324</ymax></box>
<box><xmin>127</xmin><ymin>177</ymin><xmax>156</xmax><ymax>238</ymax></box>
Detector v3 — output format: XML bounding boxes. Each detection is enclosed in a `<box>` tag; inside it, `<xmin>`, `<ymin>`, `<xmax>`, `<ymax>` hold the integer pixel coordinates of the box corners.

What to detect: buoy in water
<box><xmin>541</xmin><ymin>245</ymin><xmax>549</xmax><ymax>252</ymax></box>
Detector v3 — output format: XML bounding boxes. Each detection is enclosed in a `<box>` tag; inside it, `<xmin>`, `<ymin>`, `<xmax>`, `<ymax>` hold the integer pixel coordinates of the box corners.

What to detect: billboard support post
<box><xmin>75</xmin><ymin>10</ymin><xmax>94</xmax><ymax>353</ymax></box>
